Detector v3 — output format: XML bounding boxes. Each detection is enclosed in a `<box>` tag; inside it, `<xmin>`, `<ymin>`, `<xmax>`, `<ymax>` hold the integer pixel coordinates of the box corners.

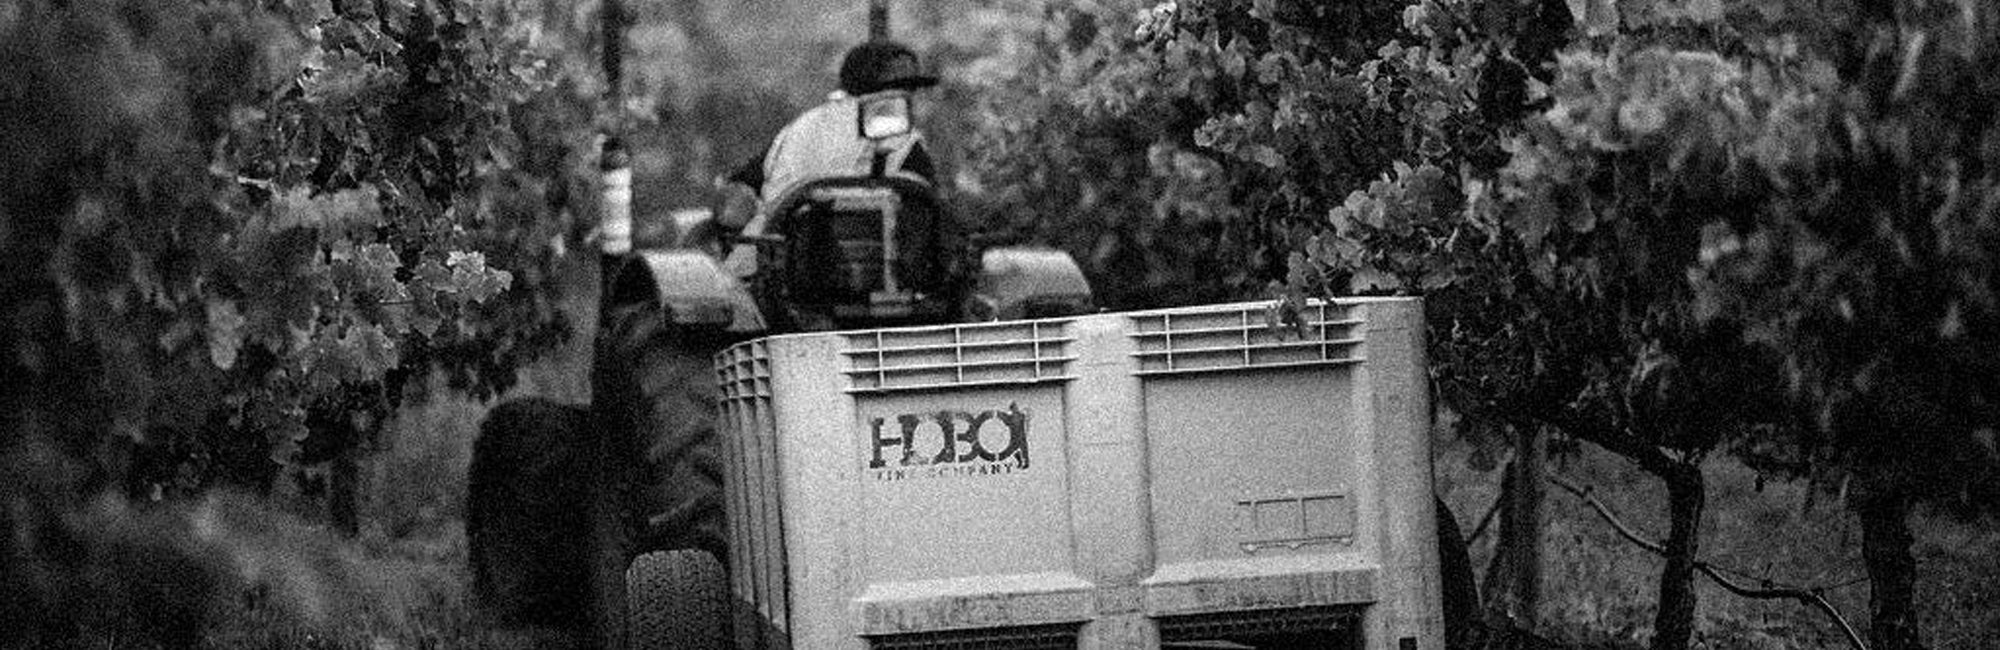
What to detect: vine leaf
<box><xmin>1566</xmin><ymin>0</ymin><xmax>1621</xmax><ymax>37</ymax></box>
<box><xmin>1350</xmin><ymin>266</ymin><xmax>1404</xmax><ymax>293</ymax></box>
<box><xmin>444</xmin><ymin>251</ymin><xmax>515</xmax><ymax>302</ymax></box>
<box><xmin>331</xmin><ymin>239</ymin><xmax>409</xmax><ymax>303</ymax></box>
<box><xmin>414</xmin><ymin>258</ymin><xmax>453</xmax><ymax>289</ymax></box>
<box><xmin>338</xmin><ymin>322</ymin><xmax>400</xmax><ymax>381</ymax></box>
<box><xmin>205</xmin><ymin>299</ymin><xmax>247</xmax><ymax>370</ymax></box>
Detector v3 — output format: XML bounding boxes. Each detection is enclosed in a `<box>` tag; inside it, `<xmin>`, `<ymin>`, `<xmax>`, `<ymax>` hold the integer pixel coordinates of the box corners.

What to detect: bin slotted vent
<box><xmin>866</xmin><ymin>622</ymin><xmax>1082</xmax><ymax>650</ymax></box>
<box><xmin>1156</xmin><ymin>605</ymin><xmax>1364</xmax><ymax>650</ymax></box>
<box><xmin>1130</xmin><ymin>302</ymin><xmax>1364</xmax><ymax>375</ymax></box>
<box><xmin>843</xmin><ymin>320</ymin><xmax>1075</xmax><ymax>393</ymax></box>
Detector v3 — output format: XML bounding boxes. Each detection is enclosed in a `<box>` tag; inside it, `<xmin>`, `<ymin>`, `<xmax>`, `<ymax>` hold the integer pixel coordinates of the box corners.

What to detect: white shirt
<box><xmin>724</xmin><ymin>91</ymin><xmax>928</xmax><ymax>277</ymax></box>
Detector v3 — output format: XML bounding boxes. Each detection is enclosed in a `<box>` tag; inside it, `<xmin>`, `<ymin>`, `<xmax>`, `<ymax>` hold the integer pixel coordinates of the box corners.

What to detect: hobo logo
<box><xmin>867</xmin><ymin>404</ymin><xmax>1030</xmax><ymax>481</ymax></box>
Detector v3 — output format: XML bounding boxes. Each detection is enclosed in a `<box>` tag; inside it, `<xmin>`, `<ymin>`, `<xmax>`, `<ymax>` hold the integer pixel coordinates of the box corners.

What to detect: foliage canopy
<box><xmin>0</xmin><ymin>0</ymin><xmax>591</xmax><ymax>495</ymax></box>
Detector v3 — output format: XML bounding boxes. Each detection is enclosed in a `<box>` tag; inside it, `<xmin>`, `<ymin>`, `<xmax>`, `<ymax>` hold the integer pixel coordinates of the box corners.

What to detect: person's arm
<box><xmin>716</xmin><ymin>145</ymin><xmax>769</xmax><ymax>231</ymax></box>
<box><xmin>901</xmin><ymin>139</ymin><xmax>936</xmax><ymax>184</ymax></box>
<box><xmin>724</xmin><ymin>144</ymin><xmax>768</xmax><ymax>194</ymax></box>
<box><xmin>715</xmin><ymin>183</ymin><xmax>759</xmax><ymax>232</ymax></box>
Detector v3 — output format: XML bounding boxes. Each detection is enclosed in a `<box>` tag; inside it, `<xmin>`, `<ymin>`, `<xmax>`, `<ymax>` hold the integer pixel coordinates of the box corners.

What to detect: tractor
<box><xmin>464</xmin><ymin>62</ymin><xmax>1096</xmax><ymax>650</ymax></box>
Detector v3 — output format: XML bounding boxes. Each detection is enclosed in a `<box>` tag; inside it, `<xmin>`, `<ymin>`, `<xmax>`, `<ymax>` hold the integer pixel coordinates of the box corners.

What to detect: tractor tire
<box><xmin>587</xmin><ymin>300</ymin><xmax>734</xmax><ymax>650</ymax></box>
<box><xmin>467</xmin><ymin>397</ymin><xmax>594</xmax><ymax>630</ymax></box>
<box><xmin>625</xmin><ymin>550</ymin><xmax>730</xmax><ymax>650</ymax></box>
<box><xmin>593</xmin><ymin>303</ymin><xmax>731</xmax><ymax>560</ymax></box>
<box><xmin>1435</xmin><ymin>496</ymin><xmax>1481</xmax><ymax>650</ymax></box>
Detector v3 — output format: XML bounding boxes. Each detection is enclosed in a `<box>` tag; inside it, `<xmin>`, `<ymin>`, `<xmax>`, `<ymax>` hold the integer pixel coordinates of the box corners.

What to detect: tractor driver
<box><xmin>713</xmin><ymin>39</ymin><xmax>941</xmax><ymax>278</ymax></box>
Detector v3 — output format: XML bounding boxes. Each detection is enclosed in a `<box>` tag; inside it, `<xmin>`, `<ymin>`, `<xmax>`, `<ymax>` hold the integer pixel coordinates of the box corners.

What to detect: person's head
<box><xmin>838</xmin><ymin>40</ymin><xmax>938</xmax><ymax>96</ymax></box>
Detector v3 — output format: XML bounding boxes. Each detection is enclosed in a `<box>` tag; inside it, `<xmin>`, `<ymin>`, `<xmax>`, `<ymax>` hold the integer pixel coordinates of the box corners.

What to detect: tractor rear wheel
<box><xmin>593</xmin><ymin>302</ymin><xmax>731</xmax><ymax>560</ymax></box>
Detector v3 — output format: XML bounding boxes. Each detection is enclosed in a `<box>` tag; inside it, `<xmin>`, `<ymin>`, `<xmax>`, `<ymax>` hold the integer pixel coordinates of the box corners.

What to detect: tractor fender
<box><xmin>966</xmin><ymin>246</ymin><xmax>1096</xmax><ymax>321</ymax></box>
<box><xmin>611</xmin><ymin>249</ymin><xmax>767</xmax><ymax>333</ymax></box>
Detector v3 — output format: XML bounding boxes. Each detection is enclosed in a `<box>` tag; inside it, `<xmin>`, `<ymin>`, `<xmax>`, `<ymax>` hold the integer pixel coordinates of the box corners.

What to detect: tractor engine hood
<box><xmin>629</xmin><ymin>249</ymin><xmax>767</xmax><ymax>333</ymax></box>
